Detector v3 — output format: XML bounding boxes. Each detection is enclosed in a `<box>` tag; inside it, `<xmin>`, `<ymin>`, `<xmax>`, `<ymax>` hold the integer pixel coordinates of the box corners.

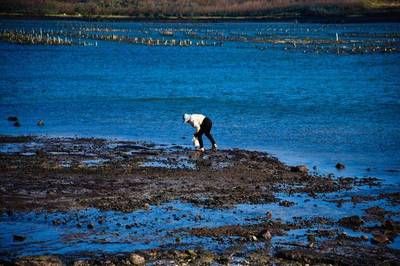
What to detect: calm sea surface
<box><xmin>1</xmin><ymin>19</ymin><xmax>399</xmax><ymax>182</ymax></box>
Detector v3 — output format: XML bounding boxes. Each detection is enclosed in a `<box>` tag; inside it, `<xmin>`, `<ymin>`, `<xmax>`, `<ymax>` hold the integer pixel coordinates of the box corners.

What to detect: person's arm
<box><xmin>193</xmin><ymin>122</ymin><xmax>201</xmax><ymax>136</ymax></box>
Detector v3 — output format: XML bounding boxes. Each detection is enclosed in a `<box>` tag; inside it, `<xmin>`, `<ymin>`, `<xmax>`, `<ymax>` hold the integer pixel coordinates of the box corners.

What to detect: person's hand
<box><xmin>192</xmin><ymin>136</ymin><xmax>200</xmax><ymax>148</ymax></box>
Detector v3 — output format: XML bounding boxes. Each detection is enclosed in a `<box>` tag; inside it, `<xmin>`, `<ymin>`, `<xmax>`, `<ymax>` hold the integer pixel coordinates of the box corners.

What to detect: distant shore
<box><xmin>1</xmin><ymin>10</ymin><xmax>400</xmax><ymax>23</ymax></box>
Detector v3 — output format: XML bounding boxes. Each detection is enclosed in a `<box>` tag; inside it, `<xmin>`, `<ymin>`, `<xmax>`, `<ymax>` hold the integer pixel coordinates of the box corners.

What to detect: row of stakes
<box><xmin>0</xmin><ymin>29</ymin><xmax>222</xmax><ymax>47</ymax></box>
<box><xmin>278</xmin><ymin>44</ymin><xmax>398</xmax><ymax>54</ymax></box>
<box><xmin>0</xmin><ymin>30</ymin><xmax>74</xmax><ymax>46</ymax></box>
<box><xmin>0</xmin><ymin>29</ymin><xmax>398</xmax><ymax>53</ymax></box>
<box><xmin>82</xmin><ymin>33</ymin><xmax>222</xmax><ymax>47</ymax></box>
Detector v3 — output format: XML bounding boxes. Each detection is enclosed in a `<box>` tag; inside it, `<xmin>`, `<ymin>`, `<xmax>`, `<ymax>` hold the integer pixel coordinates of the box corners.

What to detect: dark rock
<box><xmin>307</xmin><ymin>234</ymin><xmax>316</xmax><ymax>243</ymax></box>
<box><xmin>260</xmin><ymin>229</ymin><xmax>272</xmax><ymax>240</ymax></box>
<box><xmin>383</xmin><ymin>220</ymin><xmax>395</xmax><ymax>230</ymax></box>
<box><xmin>36</xmin><ymin>149</ymin><xmax>46</xmax><ymax>157</ymax></box>
<box><xmin>338</xmin><ymin>215</ymin><xmax>364</xmax><ymax>229</ymax></box>
<box><xmin>336</xmin><ymin>162</ymin><xmax>345</xmax><ymax>170</ymax></box>
<box><xmin>279</xmin><ymin>200</ymin><xmax>295</xmax><ymax>207</ymax></box>
<box><xmin>125</xmin><ymin>224</ymin><xmax>132</xmax><ymax>229</ymax></box>
<box><xmin>87</xmin><ymin>223</ymin><xmax>94</xmax><ymax>229</ymax></box>
<box><xmin>216</xmin><ymin>256</ymin><xmax>229</xmax><ymax>264</ymax></box>
<box><xmin>98</xmin><ymin>216</ymin><xmax>105</xmax><ymax>224</ymax></box>
<box><xmin>52</xmin><ymin>219</ymin><xmax>62</xmax><ymax>226</ymax></box>
<box><xmin>37</xmin><ymin>120</ymin><xmax>45</xmax><ymax>127</ymax></box>
<box><xmin>7</xmin><ymin>116</ymin><xmax>18</xmax><ymax>122</ymax></box>
<box><xmin>372</xmin><ymin>234</ymin><xmax>390</xmax><ymax>244</ymax></box>
<box><xmin>337</xmin><ymin>232</ymin><xmax>348</xmax><ymax>239</ymax></box>
<box><xmin>290</xmin><ymin>165</ymin><xmax>308</xmax><ymax>173</ymax></box>
<box><xmin>364</xmin><ymin>206</ymin><xmax>386</xmax><ymax>220</ymax></box>
<box><xmin>194</xmin><ymin>214</ymin><xmax>202</xmax><ymax>222</ymax></box>
<box><xmin>13</xmin><ymin>234</ymin><xmax>26</xmax><ymax>242</ymax></box>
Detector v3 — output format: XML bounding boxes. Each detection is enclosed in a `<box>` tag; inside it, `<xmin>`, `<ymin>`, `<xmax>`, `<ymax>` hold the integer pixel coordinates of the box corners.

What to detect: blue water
<box><xmin>1</xmin><ymin>19</ymin><xmax>400</xmax><ymax>181</ymax></box>
<box><xmin>2</xmin><ymin>192</ymin><xmax>399</xmax><ymax>258</ymax></box>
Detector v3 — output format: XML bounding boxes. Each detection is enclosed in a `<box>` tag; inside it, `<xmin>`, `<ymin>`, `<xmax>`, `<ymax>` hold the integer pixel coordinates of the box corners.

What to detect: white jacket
<box><xmin>184</xmin><ymin>114</ymin><xmax>205</xmax><ymax>133</ymax></box>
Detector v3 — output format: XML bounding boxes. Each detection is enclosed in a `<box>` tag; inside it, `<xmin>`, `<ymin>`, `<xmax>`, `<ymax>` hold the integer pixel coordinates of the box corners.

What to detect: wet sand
<box><xmin>0</xmin><ymin>136</ymin><xmax>399</xmax><ymax>265</ymax></box>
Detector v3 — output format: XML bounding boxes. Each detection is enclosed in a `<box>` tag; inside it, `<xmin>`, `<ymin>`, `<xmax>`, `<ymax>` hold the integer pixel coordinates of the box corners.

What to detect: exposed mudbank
<box><xmin>0</xmin><ymin>135</ymin><xmax>399</xmax><ymax>265</ymax></box>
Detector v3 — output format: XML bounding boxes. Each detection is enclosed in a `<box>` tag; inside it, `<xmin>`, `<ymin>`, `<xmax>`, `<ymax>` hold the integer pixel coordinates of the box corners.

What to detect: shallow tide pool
<box><xmin>1</xmin><ymin>187</ymin><xmax>399</xmax><ymax>260</ymax></box>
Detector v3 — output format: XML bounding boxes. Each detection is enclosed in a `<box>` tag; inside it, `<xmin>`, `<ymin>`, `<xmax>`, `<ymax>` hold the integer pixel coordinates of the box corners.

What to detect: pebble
<box><xmin>37</xmin><ymin>120</ymin><xmax>45</xmax><ymax>127</ymax></box>
<box><xmin>13</xmin><ymin>234</ymin><xmax>26</xmax><ymax>242</ymax></box>
<box><xmin>186</xmin><ymin>249</ymin><xmax>197</xmax><ymax>258</ymax></box>
<box><xmin>290</xmin><ymin>165</ymin><xmax>308</xmax><ymax>173</ymax></box>
<box><xmin>372</xmin><ymin>234</ymin><xmax>390</xmax><ymax>244</ymax></box>
<box><xmin>73</xmin><ymin>260</ymin><xmax>90</xmax><ymax>266</ymax></box>
<box><xmin>383</xmin><ymin>220</ymin><xmax>394</xmax><ymax>230</ymax></box>
<box><xmin>52</xmin><ymin>219</ymin><xmax>62</xmax><ymax>226</ymax></box>
<box><xmin>7</xmin><ymin>116</ymin><xmax>18</xmax><ymax>122</ymax></box>
<box><xmin>279</xmin><ymin>200</ymin><xmax>295</xmax><ymax>207</ymax></box>
<box><xmin>129</xmin><ymin>254</ymin><xmax>145</xmax><ymax>265</ymax></box>
<box><xmin>261</xmin><ymin>230</ymin><xmax>272</xmax><ymax>240</ymax></box>
<box><xmin>336</xmin><ymin>162</ymin><xmax>345</xmax><ymax>170</ymax></box>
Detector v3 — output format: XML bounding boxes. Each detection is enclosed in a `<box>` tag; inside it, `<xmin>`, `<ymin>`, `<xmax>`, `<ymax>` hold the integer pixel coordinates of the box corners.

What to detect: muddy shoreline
<box><xmin>0</xmin><ymin>135</ymin><xmax>399</xmax><ymax>265</ymax></box>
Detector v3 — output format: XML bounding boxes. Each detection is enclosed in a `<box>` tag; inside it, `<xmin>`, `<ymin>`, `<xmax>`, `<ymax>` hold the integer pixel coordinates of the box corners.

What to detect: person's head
<box><xmin>183</xmin><ymin>113</ymin><xmax>190</xmax><ymax>123</ymax></box>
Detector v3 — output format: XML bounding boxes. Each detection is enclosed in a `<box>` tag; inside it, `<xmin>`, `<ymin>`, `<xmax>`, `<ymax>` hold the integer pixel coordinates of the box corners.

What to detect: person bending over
<box><xmin>183</xmin><ymin>113</ymin><xmax>217</xmax><ymax>152</ymax></box>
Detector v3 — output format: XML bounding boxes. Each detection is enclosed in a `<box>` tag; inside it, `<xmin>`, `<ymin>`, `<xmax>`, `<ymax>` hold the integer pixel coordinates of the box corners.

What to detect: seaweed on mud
<box><xmin>0</xmin><ymin>136</ymin><xmax>399</xmax><ymax>264</ymax></box>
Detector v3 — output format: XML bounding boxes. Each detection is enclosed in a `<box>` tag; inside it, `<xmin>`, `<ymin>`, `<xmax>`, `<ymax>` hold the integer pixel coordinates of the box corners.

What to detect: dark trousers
<box><xmin>194</xmin><ymin>117</ymin><xmax>216</xmax><ymax>148</ymax></box>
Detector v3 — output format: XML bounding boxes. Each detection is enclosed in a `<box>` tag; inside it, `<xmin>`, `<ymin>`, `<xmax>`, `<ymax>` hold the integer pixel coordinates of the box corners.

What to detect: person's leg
<box><xmin>205</xmin><ymin>131</ymin><xmax>216</xmax><ymax>146</ymax></box>
<box><xmin>201</xmin><ymin>117</ymin><xmax>217</xmax><ymax>146</ymax></box>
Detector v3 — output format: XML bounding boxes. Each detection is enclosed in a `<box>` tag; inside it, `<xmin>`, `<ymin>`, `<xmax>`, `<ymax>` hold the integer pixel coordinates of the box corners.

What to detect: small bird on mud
<box><xmin>183</xmin><ymin>113</ymin><xmax>217</xmax><ymax>152</ymax></box>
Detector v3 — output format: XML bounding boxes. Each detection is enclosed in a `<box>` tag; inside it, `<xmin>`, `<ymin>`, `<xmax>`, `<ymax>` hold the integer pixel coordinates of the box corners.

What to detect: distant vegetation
<box><xmin>0</xmin><ymin>0</ymin><xmax>399</xmax><ymax>19</ymax></box>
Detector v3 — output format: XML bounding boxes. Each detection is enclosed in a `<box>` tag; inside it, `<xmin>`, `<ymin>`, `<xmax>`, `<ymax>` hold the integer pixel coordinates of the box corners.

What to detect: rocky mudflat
<box><xmin>0</xmin><ymin>136</ymin><xmax>399</xmax><ymax>265</ymax></box>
